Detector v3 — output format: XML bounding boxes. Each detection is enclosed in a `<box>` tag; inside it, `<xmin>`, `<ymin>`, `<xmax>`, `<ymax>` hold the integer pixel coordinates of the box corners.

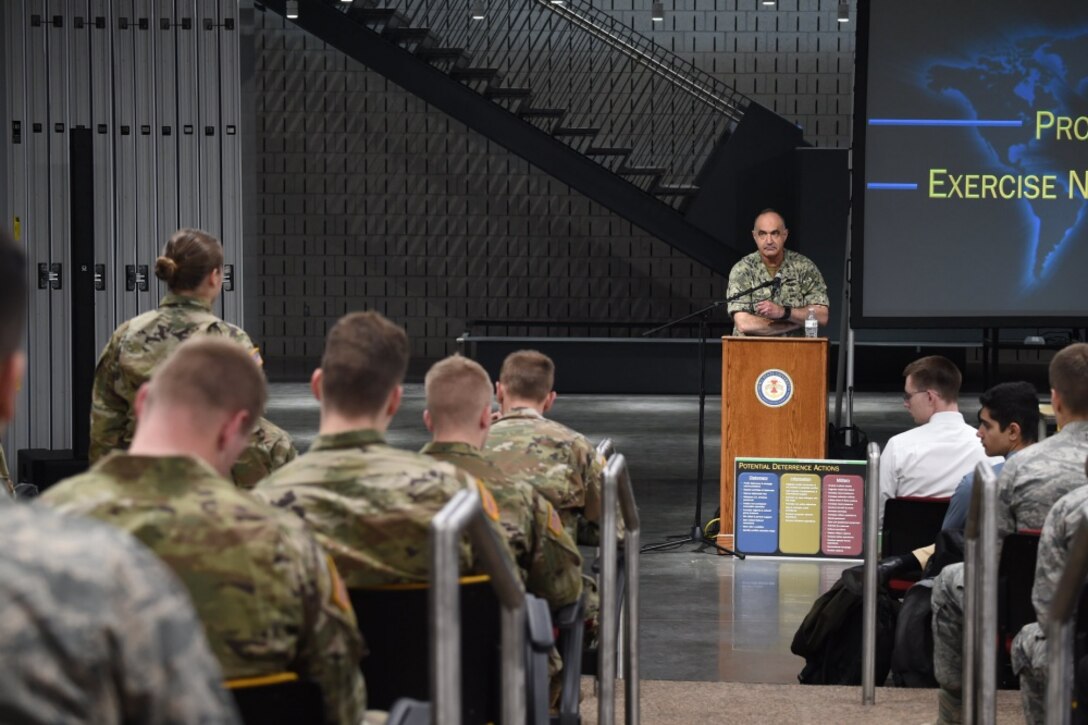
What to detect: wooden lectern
<box><xmin>717</xmin><ymin>336</ymin><xmax>828</xmax><ymax>549</ymax></box>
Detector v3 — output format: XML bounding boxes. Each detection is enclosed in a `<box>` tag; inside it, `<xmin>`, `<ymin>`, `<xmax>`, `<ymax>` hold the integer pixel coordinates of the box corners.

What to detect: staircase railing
<box><xmin>319</xmin><ymin>0</ymin><xmax>753</xmax><ymax>204</ymax></box>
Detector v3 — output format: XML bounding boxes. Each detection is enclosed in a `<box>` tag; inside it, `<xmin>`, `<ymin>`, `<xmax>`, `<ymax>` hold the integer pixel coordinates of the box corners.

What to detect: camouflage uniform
<box><xmin>726</xmin><ymin>249</ymin><xmax>829</xmax><ymax>336</ymax></box>
<box><xmin>932</xmin><ymin>420</ymin><xmax>1088</xmax><ymax>724</ymax></box>
<box><xmin>41</xmin><ymin>453</ymin><xmax>366</xmax><ymax>725</ymax></box>
<box><xmin>0</xmin><ymin>445</ymin><xmax>11</xmax><ymax>498</ymax></box>
<box><xmin>1011</xmin><ymin>485</ymin><xmax>1088</xmax><ymax>725</ymax></box>
<box><xmin>485</xmin><ymin>407</ymin><xmax>605</xmax><ymax>545</ymax></box>
<box><xmin>421</xmin><ymin>440</ymin><xmax>584</xmax><ymax>610</ymax></box>
<box><xmin>253</xmin><ymin>428</ymin><xmax>496</xmax><ymax>588</ymax></box>
<box><xmin>88</xmin><ymin>293</ymin><xmax>296</xmax><ymax>487</ymax></box>
<box><xmin>0</xmin><ymin>498</ymin><xmax>240</xmax><ymax>723</ymax></box>
<box><xmin>232</xmin><ymin>417</ymin><xmax>298</xmax><ymax>490</ymax></box>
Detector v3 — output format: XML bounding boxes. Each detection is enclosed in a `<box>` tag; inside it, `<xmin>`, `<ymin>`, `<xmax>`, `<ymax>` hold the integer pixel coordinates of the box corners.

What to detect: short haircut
<box><xmin>499</xmin><ymin>350</ymin><xmax>555</xmax><ymax>402</ymax></box>
<box><xmin>320</xmin><ymin>311</ymin><xmax>410</xmax><ymax>416</ymax></box>
<box><xmin>425</xmin><ymin>355</ymin><xmax>492</xmax><ymax>429</ymax></box>
<box><xmin>753</xmin><ymin>208</ymin><xmax>787</xmax><ymax>229</ymax></box>
<box><xmin>0</xmin><ymin>230</ymin><xmax>27</xmax><ymax>358</ymax></box>
<box><xmin>154</xmin><ymin>228</ymin><xmax>224</xmax><ymax>292</ymax></box>
<box><xmin>147</xmin><ymin>338</ymin><xmax>266</xmax><ymax>428</ymax></box>
<box><xmin>903</xmin><ymin>355</ymin><xmax>962</xmax><ymax>402</ymax></box>
<box><xmin>979</xmin><ymin>381</ymin><xmax>1040</xmax><ymax>443</ymax></box>
<box><xmin>1050</xmin><ymin>343</ymin><xmax>1088</xmax><ymax>416</ymax></box>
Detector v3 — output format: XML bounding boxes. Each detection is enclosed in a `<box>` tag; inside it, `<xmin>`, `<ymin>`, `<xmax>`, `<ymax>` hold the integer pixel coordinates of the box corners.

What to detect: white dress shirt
<box><xmin>878</xmin><ymin>410</ymin><xmax>1003</xmax><ymax>524</ymax></box>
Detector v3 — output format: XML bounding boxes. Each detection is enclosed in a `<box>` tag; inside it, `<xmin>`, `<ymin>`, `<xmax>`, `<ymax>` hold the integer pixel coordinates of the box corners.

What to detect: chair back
<box><xmin>999</xmin><ymin>530</ymin><xmax>1042</xmax><ymax>637</ymax></box>
<box><xmin>881</xmin><ymin>497</ymin><xmax>951</xmax><ymax>557</ymax></box>
<box><xmin>225</xmin><ymin>673</ymin><xmax>324</xmax><ymax>725</ymax></box>
<box><xmin>349</xmin><ymin>576</ymin><xmax>500</xmax><ymax>724</ymax></box>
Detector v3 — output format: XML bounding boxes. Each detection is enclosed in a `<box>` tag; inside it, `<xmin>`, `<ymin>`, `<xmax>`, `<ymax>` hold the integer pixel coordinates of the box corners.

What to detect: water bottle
<box><xmin>804</xmin><ymin>307</ymin><xmax>818</xmax><ymax>338</ymax></box>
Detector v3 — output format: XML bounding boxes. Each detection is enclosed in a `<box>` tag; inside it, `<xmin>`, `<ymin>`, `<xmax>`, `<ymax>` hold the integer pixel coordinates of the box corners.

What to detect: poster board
<box><xmin>734</xmin><ymin>457</ymin><xmax>867</xmax><ymax>558</ymax></box>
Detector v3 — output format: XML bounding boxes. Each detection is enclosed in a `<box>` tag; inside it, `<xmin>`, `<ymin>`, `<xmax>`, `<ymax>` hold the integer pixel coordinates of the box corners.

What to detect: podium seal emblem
<box><xmin>755</xmin><ymin>369</ymin><xmax>793</xmax><ymax>408</ymax></box>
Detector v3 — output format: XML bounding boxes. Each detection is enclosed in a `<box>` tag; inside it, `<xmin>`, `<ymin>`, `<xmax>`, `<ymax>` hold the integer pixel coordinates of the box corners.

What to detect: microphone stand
<box><xmin>638</xmin><ymin>277</ymin><xmax>780</xmax><ymax>558</ymax></box>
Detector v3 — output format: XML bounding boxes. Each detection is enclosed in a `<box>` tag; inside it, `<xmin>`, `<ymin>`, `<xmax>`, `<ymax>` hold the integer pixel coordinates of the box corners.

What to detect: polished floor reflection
<box><xmin>267</xmin><ymin>384</ymin><xmax>960</xmax><ymax>685</ymax></box>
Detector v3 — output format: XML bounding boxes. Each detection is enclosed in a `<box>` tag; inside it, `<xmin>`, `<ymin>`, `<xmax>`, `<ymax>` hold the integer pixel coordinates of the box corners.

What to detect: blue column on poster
<box><xmin>735</xmin><ymin>471</ymin><xmax>780</xmax><ymax>553</ymax></box>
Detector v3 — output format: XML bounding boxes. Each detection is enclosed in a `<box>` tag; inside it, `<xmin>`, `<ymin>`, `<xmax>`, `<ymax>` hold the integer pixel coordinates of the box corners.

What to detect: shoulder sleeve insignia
<box><xmin>326</xmin><ymin>554</ymin><xmax>352</xmax><ymax>613</ymax></box>
<box><xmin>476</xmin><ymin>480</ymin><xmax>501</xmax><ymax>522</ymax></box>
<box><xmin>547</xmin><ymin>504</ymin><xmax>564</xmax><ymax>537</ymax></box>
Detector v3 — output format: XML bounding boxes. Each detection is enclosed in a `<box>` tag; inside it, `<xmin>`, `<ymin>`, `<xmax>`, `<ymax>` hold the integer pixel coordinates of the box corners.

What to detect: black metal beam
<box><xmin>266</xmin><ymin>0</ymin><xmax>743</xmax><ymax>274</ymax></box>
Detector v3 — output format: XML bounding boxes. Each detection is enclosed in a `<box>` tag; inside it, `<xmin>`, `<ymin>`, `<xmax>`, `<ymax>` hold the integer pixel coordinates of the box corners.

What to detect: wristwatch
<box><xmin>779</xmin><ymin>305</ymin><xmax>792</xmax><ymax>321</ymax></box>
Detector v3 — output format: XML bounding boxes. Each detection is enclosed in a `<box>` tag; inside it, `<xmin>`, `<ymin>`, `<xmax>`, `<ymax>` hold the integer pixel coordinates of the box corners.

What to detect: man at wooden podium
<box><xmin>726</xmin><ymin>209</ymin><xmax>830</xmax><ymax>336</ymax></box>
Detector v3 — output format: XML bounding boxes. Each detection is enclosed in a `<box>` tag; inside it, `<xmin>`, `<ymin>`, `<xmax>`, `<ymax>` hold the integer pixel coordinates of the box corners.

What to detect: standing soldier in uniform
<box><xmin>44</xmin><ymin>337</ymin><xmax>366</xmax><ymax>725</ymax></box>
<box><xmin>485</xmin><ymin>349</ymin><xmax>607</xmax><ymax>546</ymax></box>
<box><xmin>0</xmin><ymin>231</ymin><xmax>239</xmax><ymax>722</ymax></box>
<box><xmin>420</xmin><ymin>354</ymin><xmax>583</xmax><ymax>611</ymax></box>
<box><xmin>254</xmin><ymin>311</ymin><xmax>506</xmax><ymax>587</ymax></box>
<box><xmin>89</xmin><ymin>227</ymin><xmax>296</xmax><ymax>488</ymax></box>
<box><xmin>726</xmin><ymin>208</ymin><xmax>830</xmax><ymax>336</ymax></box>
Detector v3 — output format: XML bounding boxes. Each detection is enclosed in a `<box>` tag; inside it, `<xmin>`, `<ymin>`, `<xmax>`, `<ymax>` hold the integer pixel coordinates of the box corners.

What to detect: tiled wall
<box><xmin>252</xmin><ymin>0</ymin><xmax>855</xmax><ymax>372</ymax></box>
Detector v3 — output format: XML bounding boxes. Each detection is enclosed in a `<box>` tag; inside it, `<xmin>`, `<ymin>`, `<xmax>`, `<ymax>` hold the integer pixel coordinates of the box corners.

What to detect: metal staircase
<box><xmin>261</xmin><ymin>0</ymin><xmax>804</xmax><ymax>274</ymax></box>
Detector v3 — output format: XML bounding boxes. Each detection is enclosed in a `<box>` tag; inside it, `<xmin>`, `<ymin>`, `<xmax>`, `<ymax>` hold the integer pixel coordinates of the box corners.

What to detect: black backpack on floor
<box><xmin>792</xmin><ymin>565</ymin><xmax>900</xmax><ymax>685</ymax></box>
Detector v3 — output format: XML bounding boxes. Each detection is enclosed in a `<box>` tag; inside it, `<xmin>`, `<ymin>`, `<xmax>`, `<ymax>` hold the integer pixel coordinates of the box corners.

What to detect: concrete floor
<box><xmin>267</xmin><ymin>384</ymin><xmax>984</xmax><ymax>685</ymax></box>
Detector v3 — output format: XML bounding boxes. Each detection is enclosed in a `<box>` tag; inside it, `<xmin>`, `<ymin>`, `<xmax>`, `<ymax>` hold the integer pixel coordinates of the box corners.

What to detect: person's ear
<box><xmin>479</xmin><ymin>402</ymin><xmax>492</xmax><ymax>432</ymax></box>
<box><xmin>310</xmin><ymin>368</ymin><xmax>323</xmax><ymax>402</ymax></box>
<box><xmin>385</xmin><ymin>385</ymin><xmax>403</xmax><ymax>418</ymax></box>
<box><xmin>423</xmin><ymin>409</ymin><xmax>434</xmax><ymax>433</ymax></box>
<box><xmin>0</xmin><ymin>352</ymin><xmax>25</xmax><ymax>423</ymax></box>
<box><xmin>1007</xmin><ymin>421</ymin><xmax>1021</xmax><ymax>442</ymax></box>
<box><xmin>218</xmin><ymin>409</ymin><xmax>251</xmax><ymax>455</ymax></box>
<box><xmin>542</xmin><ymin>391</ymin><xmax>557</xmax><ymax>413</ymax></box>
<box><xmin>495</xmin><ymin>382</ymin><xmax>505</xmax><ymax>404</ymax></box>
<box><xmin>133</xmin><ymin>383</ymin><xmax>152</xmax><ymax>421</ymax></box>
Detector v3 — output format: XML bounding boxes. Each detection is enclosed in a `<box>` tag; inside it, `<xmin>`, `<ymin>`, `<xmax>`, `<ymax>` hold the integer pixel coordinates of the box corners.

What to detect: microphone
<box><xmin>771</xmin><ymin>272</ymin><xmax>784</xmax><ymax>298</ymax></box>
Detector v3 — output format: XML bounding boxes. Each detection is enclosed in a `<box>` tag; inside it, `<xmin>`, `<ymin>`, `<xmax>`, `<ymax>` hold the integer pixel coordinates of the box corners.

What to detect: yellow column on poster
<box><xmin>779</xmin><ymin>473</ymin><xmax>821</xmax><ymax>555</ymax></box>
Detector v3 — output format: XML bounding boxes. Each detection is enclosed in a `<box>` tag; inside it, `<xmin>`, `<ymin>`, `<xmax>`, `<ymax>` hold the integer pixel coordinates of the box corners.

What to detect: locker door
<box><xmin>26</xmin><ymin>0</ymin><xmax>53</xmax><ymax>447</ymax></box>
<box><xmin>175</xmin><ymin>0</ymin><xmax>201</xmax><ymax>250</ymax></box>
<box><xmin>219</xmin><ymin>0</ymin><xmax>244</xmax><ymax>327</ymax></box>
<box><xmin>46</xmin><ymin>0</ymin><xmax>73</xmax><ymax>448</ymax></box>
<box><xmin>153</xmin><ymin>0</ymin><xmax>179</xmax><ymax>304</ymax></box>
<box><xmin>90</xmin><ymin>0</ymin><xmax>116</xmax><ymax>355</ymax></box>
<box><xmin>4</xmin><ymin>0</ymin><xmax>32</xmax><ymax>458</ymax></box>
<box><xmin>196</xmin><ymin>0</ymin><xmax>223</xmax><ymax>318</ymax></box>
<box><xmin>133</xmin><ymin>0</ymin><xmax>158</xmax><ymax>313</ymax></box>
<box><xmin>113</xmin><ymin>0</ymin><xmax>139</xmax><ymax>324</ymax></box>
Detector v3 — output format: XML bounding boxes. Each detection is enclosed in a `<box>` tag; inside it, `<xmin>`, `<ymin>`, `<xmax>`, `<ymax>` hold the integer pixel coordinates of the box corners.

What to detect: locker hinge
<box><xmin>37</xmin><ymin>263</ymin><xmax>61</xmax><ymax>290</ymax></box>
<box><xmin>94</xmin><ymin>264</ymin><xmax>105</xmax><ymax>291</ymax></box>
<box><xmin>124</xmin><ymin>264</ymin><xmax>148</xmax><ymax>292</ymax></box>
<box><xmin>223</xmin><ymin>264</ymin><xmax>235</xmax><ymax>292</ymax></box>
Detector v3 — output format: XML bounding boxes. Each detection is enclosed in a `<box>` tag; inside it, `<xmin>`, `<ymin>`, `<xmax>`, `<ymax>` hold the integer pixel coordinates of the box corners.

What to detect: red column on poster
<box><xmin>821</xmin><ymin>474</ymin><xmax>864</xmax><ymax>556</ymax></box>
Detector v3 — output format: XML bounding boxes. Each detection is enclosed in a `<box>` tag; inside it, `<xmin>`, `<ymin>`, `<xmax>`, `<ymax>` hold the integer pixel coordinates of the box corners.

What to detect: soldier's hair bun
<box><xmin>154</xmin><ymin>256</ymin><xmax>178</xmax><ymax>284</ymax></box>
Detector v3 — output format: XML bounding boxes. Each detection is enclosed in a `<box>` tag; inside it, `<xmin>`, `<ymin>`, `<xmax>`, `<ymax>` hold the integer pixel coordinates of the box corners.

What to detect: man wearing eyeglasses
<box><xmin>726</xmin><ymin>209</ymin><xmax>830</xmax><ymax>336</ymax></box>
<box><xmin>877</xmin><ymin>355</ymin><xmax>1000</xmax><ymax>525</ymax></box>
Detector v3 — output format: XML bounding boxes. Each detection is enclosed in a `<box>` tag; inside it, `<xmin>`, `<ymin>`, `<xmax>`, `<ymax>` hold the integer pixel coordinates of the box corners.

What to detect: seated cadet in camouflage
<box><xmin>253</xmin><ymin>311</ymin><xmax>503</xmax><ymax>588</ymax></box>
<box><xmin>420</xmin><ymin>354</ymin><xmax>583</xmax><ymax>611</ymax></box>
<box><xmin>43</xmin><ymin>338</ymin><xmax>365</xmax><ymax>725</ymax></box>
<box><xmin>931</xmin><ymin>343</ymin><xmax>1088</xmax><ymax>725</ymax></box>
<box><xmin>1010</xmin><ymin>461</ymin><xmax>1088</xmax><ymax>725</ymax></box>
<box><xmin>726</xmin><ymin>209</ymin><xmax>829</xmax><ymax>336</ymax></box>
<box><xmin>485</xmin><ymin>349</ymin><xmax>607</xmax><ymax>545</ymax></box>
<box><xmin>0</xmin><ymin>231</ymin><xmax>239</xmax><ymax>723</ymax></box>
<box><xmin>89</xmin><ymin>228</ymin><xmax>296</xmax><ymax>487</ymax></box>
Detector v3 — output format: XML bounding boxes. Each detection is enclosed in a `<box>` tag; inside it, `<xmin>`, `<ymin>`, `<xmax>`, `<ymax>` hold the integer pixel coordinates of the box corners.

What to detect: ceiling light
<box><xmin>285</xmin><ymin>0</ymin><xmax>299</xmax><ymax>19</ymax></box>
<box><xmin>762</xmin><ymin>0</ymin><xmax>775</xmax><ymax>5</ymax></box>
<box><xmin>470</xmin><ymin>0</ymin><xmax>485</xmax><ymax>20</ymax></box>
<box><xmin>837</xmin><ymin>1</ymin><xmax>849</xmax><ymax>23</ymax></box>
<box><xmin>651</xmin><ymin>0</ymin><xmax>664</xmax><ymax>22</ymax></box>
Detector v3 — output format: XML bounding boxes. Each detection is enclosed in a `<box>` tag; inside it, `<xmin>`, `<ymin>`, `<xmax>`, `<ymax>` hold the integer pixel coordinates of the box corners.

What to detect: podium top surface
<box><xmin>721</xmin><ymin>336</ymin><xmax>829</xmax><ymax>344</ymax></box>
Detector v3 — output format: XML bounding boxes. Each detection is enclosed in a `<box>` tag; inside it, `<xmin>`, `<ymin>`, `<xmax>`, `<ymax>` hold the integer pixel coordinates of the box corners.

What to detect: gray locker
<box><xmin>91</xmin><ymin>0</ymin><xmax>118</xmax><ymax>355</ymax></box>
<box><xmin>154</xmin><ymin>0</ymin><xmax>179</xmax><ymax>303</ymax></box>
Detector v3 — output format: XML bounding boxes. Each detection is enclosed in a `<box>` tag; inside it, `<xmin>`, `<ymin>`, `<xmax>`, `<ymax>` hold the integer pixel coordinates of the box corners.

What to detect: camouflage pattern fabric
<box><xmin>253</xmin><ymin>428</ymin><xmax>489</xmax><ymax>588</ymax></box>
<box><xmin>485</xmin><ymin>407</ymin><xmax>606</xmax><ymax>545</ymax></box>
<box><xmin>0</xmin><ymin>445</ymin><xmax>11</xmax><ymax>498</ymax></box>
<box><xmin>41</xmin><ymin>453</ymin><xmax>366</xmax><ymax>725</ymax></box>
<box><xmin>932</xmin><ymin>420</ymin><xmax>1088</xmax><ymax>724</ymax></box>
<box><xmin>232</xmin><ymin>417</ymin><xmax>298</xmax><ymax>490</ymax></box>
<box><xmin>725</xmin><ymin>250</ymin><xmax>829</xmax><ymax>336</ymax></box>
<box><xmin>1012</xmin><ymin>485</ymin><xmax>1088</xmax><ymax>725</ymax></box>
<box><xmin>422</xmin><ymin>440</ymin><xmax>583</xmax><ymax>610</ymax></box>
<box><xmin>88</xmin><ymin>293</ymin><xmax>294</xmax><ymax>488</ymax></box>
<box><xmin>0</xmin><ymin>500</ymin><xmax>240</xmax><ymax>723</ymax></box>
